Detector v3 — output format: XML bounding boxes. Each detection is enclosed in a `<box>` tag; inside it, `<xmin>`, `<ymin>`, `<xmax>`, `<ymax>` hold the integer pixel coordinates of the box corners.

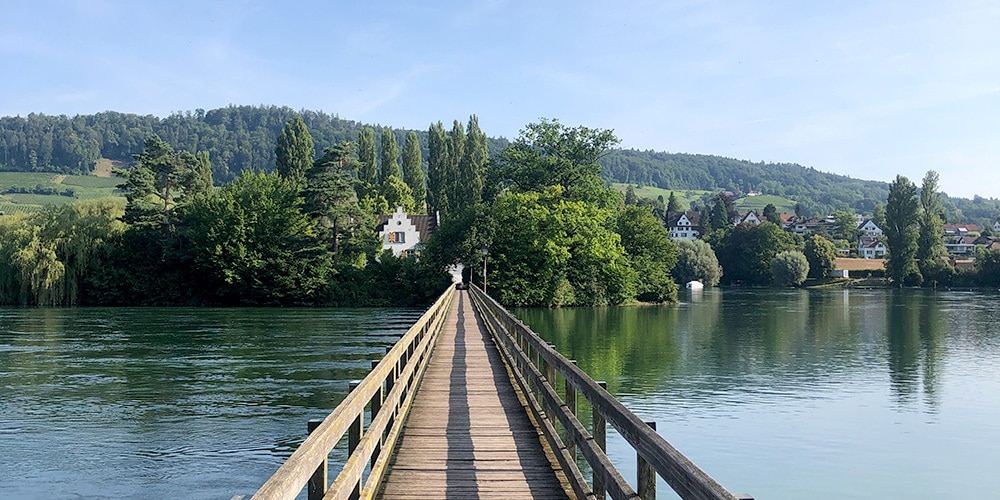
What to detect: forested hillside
<box><xmin>1</xmin><ymin>106</ymin><xmax>997</xmax><ymax>225</ymax></box>
<box><xmin>601</xmin><ymin>149</ymin><xmax>890</xmax><ymax>216</ymax></box>
<box><xmin>0</xmin><ymin>106</ymin><xmax>507</xmax><ymax>184</ymax></box>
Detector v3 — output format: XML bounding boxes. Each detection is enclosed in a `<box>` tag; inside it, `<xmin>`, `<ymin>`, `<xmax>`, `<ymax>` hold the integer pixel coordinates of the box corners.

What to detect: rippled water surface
<box><xmin>0</xmin><ymin>307</ymin><xmax>421</xmax><ymax>499</ymax></box>
<box><xmin>515</xmin><ymin>288</ymin><xmax>1000</xmax><ymax>499</ymax></box>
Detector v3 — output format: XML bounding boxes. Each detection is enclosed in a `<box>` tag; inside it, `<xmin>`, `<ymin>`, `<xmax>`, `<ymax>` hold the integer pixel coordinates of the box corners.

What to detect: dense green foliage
<box><xmin>671</xmin><ymin>239</ymin><xmax>722</xmax><ymax>287</ymax></box>
<box><xmin>708</xmin><ymin>222</ymin><xmax>796</xmax><ymax>285</ymax></box>
<box><xmin>884</xmin><ymin>175</ymin><xmax>921</xmax><ymax>285</ymax></box>
<box><xmin>803</xmin><ymin>235</ymin><xmax>838</xmax><ymax>279</ymax></box>
<box><xmin>770</xmin><ymin>250</ymin><xmax>810</xmax><ymax>287</ymax></box>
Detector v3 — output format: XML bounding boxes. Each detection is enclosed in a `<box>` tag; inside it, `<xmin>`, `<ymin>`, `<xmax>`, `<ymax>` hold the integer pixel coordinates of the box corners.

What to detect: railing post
<box><xmin>348</xmin><ymin>380</ymin><xmax>362</xmax><ymax>500</ymax></box>
<box><xmin>565</xmin><ymin>360</ymin><xmax>578</xmax><ymax>459</ymax></box>
<box><xmin>544</xmin><ymin>343</ymin><xmax>557</xmax><ymax>418</ymax></box>
<box><xmin>370</xmin><ymin>360</ymin><xmax>383</xmax><ymax>469</ymax></box>
<box><xmin>385</xmin><ymin>346</ymin><xmax>396</xmax><ymax>431</ymax></box>
<box><xmin>638</xmin><ymin>421</ymin><xmax>656</xmax><ymax>500</ymax></box>
<box><xmin>593</xmin><ymin>381</ymin><xmax>607</xmax><ymax>499</ymax></box>
<box><xmin>307</xmin><ymin>419</ymin><xmax>326</xmax><ymax>500</ymax></box>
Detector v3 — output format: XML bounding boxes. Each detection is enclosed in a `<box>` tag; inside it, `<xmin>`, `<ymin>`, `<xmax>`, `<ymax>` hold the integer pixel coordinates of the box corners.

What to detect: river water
<box><xmin>2</xmin><ymin>289</ymin><xmax>999</xmax><ymax>498</ymax></box>
<box><xmin>514</xmin><ymin>288</ymin><xmax>1000</xmax><ymax>499</ymax></box>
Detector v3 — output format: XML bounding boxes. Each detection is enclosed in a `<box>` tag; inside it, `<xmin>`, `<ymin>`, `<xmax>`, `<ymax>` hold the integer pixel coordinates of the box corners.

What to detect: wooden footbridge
<box><xmin>249</xmin><ymin>285</ymin><xmax>751</xmax><ymax>500</ymax></box>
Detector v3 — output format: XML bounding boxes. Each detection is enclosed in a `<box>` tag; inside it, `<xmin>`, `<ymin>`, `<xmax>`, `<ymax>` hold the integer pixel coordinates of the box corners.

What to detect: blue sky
<box><xmin>2</xmin><ymin>0</ymin><xmax>998</xmax><ymax>199</ymax></box>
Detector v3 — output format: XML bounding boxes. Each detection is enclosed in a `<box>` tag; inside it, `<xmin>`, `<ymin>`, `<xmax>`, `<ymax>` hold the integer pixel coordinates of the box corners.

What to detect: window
<box><xmin>388</xmin><ymin>232</ymin><xmax>405</xmax><ymax>244</ymax></box>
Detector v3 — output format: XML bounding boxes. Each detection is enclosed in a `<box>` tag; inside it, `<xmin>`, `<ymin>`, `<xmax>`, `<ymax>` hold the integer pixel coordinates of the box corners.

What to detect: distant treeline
<box><xmin>2</xmin><ymin>106</ymin><xmax>998</xmax><ymax>226</ymax></box>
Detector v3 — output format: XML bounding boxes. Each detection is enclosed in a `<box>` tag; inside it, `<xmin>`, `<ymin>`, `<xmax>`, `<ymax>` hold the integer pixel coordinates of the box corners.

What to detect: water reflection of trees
<box><xmin>886</xmin><ymin>291</ymin><xmax>943</xmax><ymax>408</ymax></box>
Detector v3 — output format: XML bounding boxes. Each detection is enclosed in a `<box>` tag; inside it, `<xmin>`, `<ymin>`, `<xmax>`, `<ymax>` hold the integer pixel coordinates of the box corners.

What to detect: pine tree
<box><xmin>402</xmin><ymin>131</ymin><xmax>426</xmax><ymax>212</ymax></box>
<box><xmin>666</xmin><ymin>191</ymin><xmax>682</xmax><ymax>213</ymax></box>
<box><xmin>274</xmin><ymin>115</ymin><xmax>314</xmax><ymax>190</ymax></box>
<box><xmin>357</xmin><ymin>127</ymin><xmax>377</xmax><ymax>186</ymax></box>
<box><xmin>379</xmin><ymin>127</ymin><xmax>401</xmax><ymax>184</ymax></box>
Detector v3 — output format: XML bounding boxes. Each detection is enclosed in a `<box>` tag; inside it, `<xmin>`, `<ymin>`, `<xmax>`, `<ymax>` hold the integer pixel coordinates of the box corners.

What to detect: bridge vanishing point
<box><xmin>246</xmin><ymin>285</ymin><xmax>752</xmax><ymax>500</ymax></box>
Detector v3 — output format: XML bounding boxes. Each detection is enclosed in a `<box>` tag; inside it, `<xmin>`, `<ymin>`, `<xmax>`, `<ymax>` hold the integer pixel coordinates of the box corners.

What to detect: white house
<box><xmin>735</xmin><ymin>211</ymin><xmax>763</xmax><ymax>225</ymax></box>
<box><xmin>858</xmin><ymin>236</ymin><xmax>886</xmax><ymax>259</ymax></box>
<box><xmin>993</xmin><ymin>220</ymin><xmax>1000</xmax><ymax>232</ymax></box>
<box><xmin>666</xmin><ymin>211</ymin><xmax>701</xmax><ymax>241</ymax></box>
<box><xmin>858</xmin><ymin>219</ymin><xmax>883</xmax><ymax>237</ymax></box>
<box><xmin>376</xmin><ymin>207</ymin><xmax>438</xmax><ymax>258</ymax></box>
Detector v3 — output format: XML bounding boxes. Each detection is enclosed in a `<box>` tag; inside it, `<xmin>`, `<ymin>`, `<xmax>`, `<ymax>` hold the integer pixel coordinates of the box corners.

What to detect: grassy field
<box><xmin>0</xmin><ymin>171</ymin><xmax>123</xmax><ymax>213</ymax></box>
<box><xmin>611</xmin><ymin>183</ymin><xmax>712</xmax><ymax>211</ymax></box>
<box><xmin>734</xmin><ymin>194</ymin><xmax>797</xmax><ymax>214</ymax></box>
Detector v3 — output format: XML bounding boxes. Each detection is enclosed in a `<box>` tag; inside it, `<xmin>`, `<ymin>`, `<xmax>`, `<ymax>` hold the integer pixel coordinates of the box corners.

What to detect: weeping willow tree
<box><xmin>0</xmin><ymin>199</ymin><xmax>125</xmax><ymax>305</ymax></box>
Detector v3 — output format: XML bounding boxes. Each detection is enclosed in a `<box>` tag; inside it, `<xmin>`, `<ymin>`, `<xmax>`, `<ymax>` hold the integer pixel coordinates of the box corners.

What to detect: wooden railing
<box><xmin>251</xmin><ymin>284</ymin><xmax>457</xmax><ymax>500</ymax></box>
<box><xmin>469</xmin><ymin>285</ymin><xmax>751</xmax><ymax>500</ymax></box>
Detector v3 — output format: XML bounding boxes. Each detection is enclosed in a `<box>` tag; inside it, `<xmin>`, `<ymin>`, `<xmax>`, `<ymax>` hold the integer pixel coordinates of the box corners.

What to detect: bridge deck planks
<box><xmin>377</xmin><ymin>290</ymin><xmax>570</xmax><ymax>499</ymax></box>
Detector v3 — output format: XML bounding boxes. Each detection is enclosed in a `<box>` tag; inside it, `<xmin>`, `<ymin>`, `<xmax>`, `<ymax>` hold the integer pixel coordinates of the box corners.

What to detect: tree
<box><xmin>708</xmin><ymin>195</ymin><xmax>731</xmax><ymax>232</ymax></box>
<box><xmin>182</xmin><ymin>171</ymin><xmax>332</xmax><ymax>305</ymax></box>
<box><xmin>495</xmin><ymin>119</ymin><xmax>618</xmax><ymax>204</ymax></box>
<box><xmin>380</xmin><ymin>175</ymin><xmax>415</xmax><ymax>213</ymax></box>
<box><xmin>118</xmin><ymin>134</ymin><xmax>204</xmax><ymax>227</ymax></box>
<box><xmin>426</xmin><ymin>121</ymin><xmax>451</xmax><ymax>217</ymax></box>
<box><xmin>884</xmin><ymin>175</ymin><xmax>921</xmax><ymax>285</ymax></box>
<box><xmin>771</xmin><ymin>250</ymin><xmax>809</xmax><ymax>286</ymax></box>
<box><xmin>402</xmin><ymin>131</ymin><xmax>426</xmax><ymax>212</ymax></box>
<box><xmin>666</xmin><ymin>191</ymin><xmax>682</xmax><ymax>213</ymax></box>
<box><xmin>917</xmin><ymin>170</ymin><xmax>950</xmax><ymax>283</ymax></box>
<box><xmin>616</xmin><ymin>206</ymin><xmax>678</xmax><ymax>302</ymax></box>
<box><xmin>447</xmin><ymin>120</ymin><xmax>466</xmax><ymax>211</ymax></box>
<box><xmin>456</xmin><ymin>115</ymin><xmax>487</xmax><ymax>212</ymax></box>
<box><xmin>186</xmin><ymin>151</ymin><xmax>214</xmax><ymax>200</ymax></box>
<box><xmin>711</xmin><ymin>221</ymin><xmax>794</xmax><ymax>285</ymax></box>
<box><xmin>803</xmin><ymin>234</ymin><xmax>837</xmax><ymax>279</ymax></box>
<box><xmin>624</xmin><ymin>185</ymin><xmax>638</xmax><ymax>205</ymax></box>
<box><xmin>872</xmin><ymin>202</ymin><xmax>887</xmax><ymax>229</ymax></box>
<box><xmin>488</xmin><ymin>186</ymin><xmax>636</xmax><ymax>307</ymax></box>
<box><xmin>762</xmin><ymin>203</ymin><xmax>778</xmax><ymax>223</ymax></box>
<box><xmin>304</xmin><ymin>142</ymin><xmax>374</xmax><ymax>266</ymax></box>
<box><xmin>357</xmin><ymin>127</ymin><xmax>377</xmax><ymax>186</ymax></box>
<box><xmin>274</xmin><ymin>115</ymin><xmax>314</xmax><ymax>190</ymax></box>
<box><xmin>672</xmin><ymin>239</ymin><xmax>722</xmax><ymax>286</ymax></box>
<box><xmin>832</xmin><ymin>210</ymin><xmax>860</xmax><ymax>241</ymax></box>
<box><xmin>379</xmin><ymin>127</ymin><xmax>401</xmax><ymax>184</ymax></box>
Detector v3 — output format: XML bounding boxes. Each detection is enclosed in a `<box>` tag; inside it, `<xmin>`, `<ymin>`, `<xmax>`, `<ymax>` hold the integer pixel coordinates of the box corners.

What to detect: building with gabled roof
<box><xmin>665</xmin><ymin>211</ymin><xmax>701</xmax><ymax>241</ymax></box>
<box><xmin>376</xmin><ymin>207</ymin><xmax>438</xmax><ymax>258</ymax></box>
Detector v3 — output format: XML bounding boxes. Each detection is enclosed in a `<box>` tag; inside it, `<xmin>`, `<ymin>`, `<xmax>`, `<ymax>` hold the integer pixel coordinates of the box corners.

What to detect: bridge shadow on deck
<box><xmin>379</xmin><ymin>291</ymin><xmax>567</xmax><ymax>499</ymax></box>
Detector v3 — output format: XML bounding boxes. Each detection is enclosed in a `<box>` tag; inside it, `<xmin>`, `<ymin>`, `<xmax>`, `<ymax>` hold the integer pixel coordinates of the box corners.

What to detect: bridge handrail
<box><xmin>469</xmin><ymin>285</ymin><xmax>743</xmax><ymax>500</ymax></box>
<box><xmin>251</xmin><ymin>284</ymin><xmax>457</xmax><ymax>500</ymax></box>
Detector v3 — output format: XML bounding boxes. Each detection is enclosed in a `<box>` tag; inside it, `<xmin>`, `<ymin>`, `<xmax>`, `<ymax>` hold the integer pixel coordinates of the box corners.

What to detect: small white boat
<box><xmin>686</xmin><ymin>280</ymin><xmax>704</xmax><ymax>290</ymax></box>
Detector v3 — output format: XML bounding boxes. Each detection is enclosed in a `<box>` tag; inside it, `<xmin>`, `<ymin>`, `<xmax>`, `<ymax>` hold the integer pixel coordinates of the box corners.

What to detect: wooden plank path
<box><xmin>377</xmin><ymin>290</ymin><xmax>572</xmax><ymax>499</ymax></box>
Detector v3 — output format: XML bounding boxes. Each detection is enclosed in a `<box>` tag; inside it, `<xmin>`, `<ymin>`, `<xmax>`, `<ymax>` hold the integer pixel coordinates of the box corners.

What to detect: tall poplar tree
<box><xmin>379</xmin><ymin>127</ymin><xmax>401</xmax><ymax>184</ymax></box>
<box><xmin>357</xmin><ymin>127</ymin><xmax>377</xmax><ymax>187</ymax></box>
<box><xmin>402</xmin><ymin>131</ymin><xmax>426</xmax><ymax>212</ymax></box>
<box><xmin>447</xmin><ymin>120</ymin><xmax>465</xmax><ymax>213</ymax></box>
<box><xmin>457</xmin><ymin>115</ymin><xmax>486</xmax><ymax>211</ymax></box>
<box><xmin>274</xmin><ymin>115</ymin><xmax>314</xmax><ymax>190</ymax></box>
<box><xmin>426</xmin><ymin>121</ymin><xmax>450</xmax><ymax>217</ymax></box>
<box><xmin>917</xmin><ymin>170</ymin><xmax>949</xmax><ymax>282</ymax></box>
<box><xmin>884</xmin><ymin>175</ymin><xmax>921</xmax><ymax>285</ymax></box>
